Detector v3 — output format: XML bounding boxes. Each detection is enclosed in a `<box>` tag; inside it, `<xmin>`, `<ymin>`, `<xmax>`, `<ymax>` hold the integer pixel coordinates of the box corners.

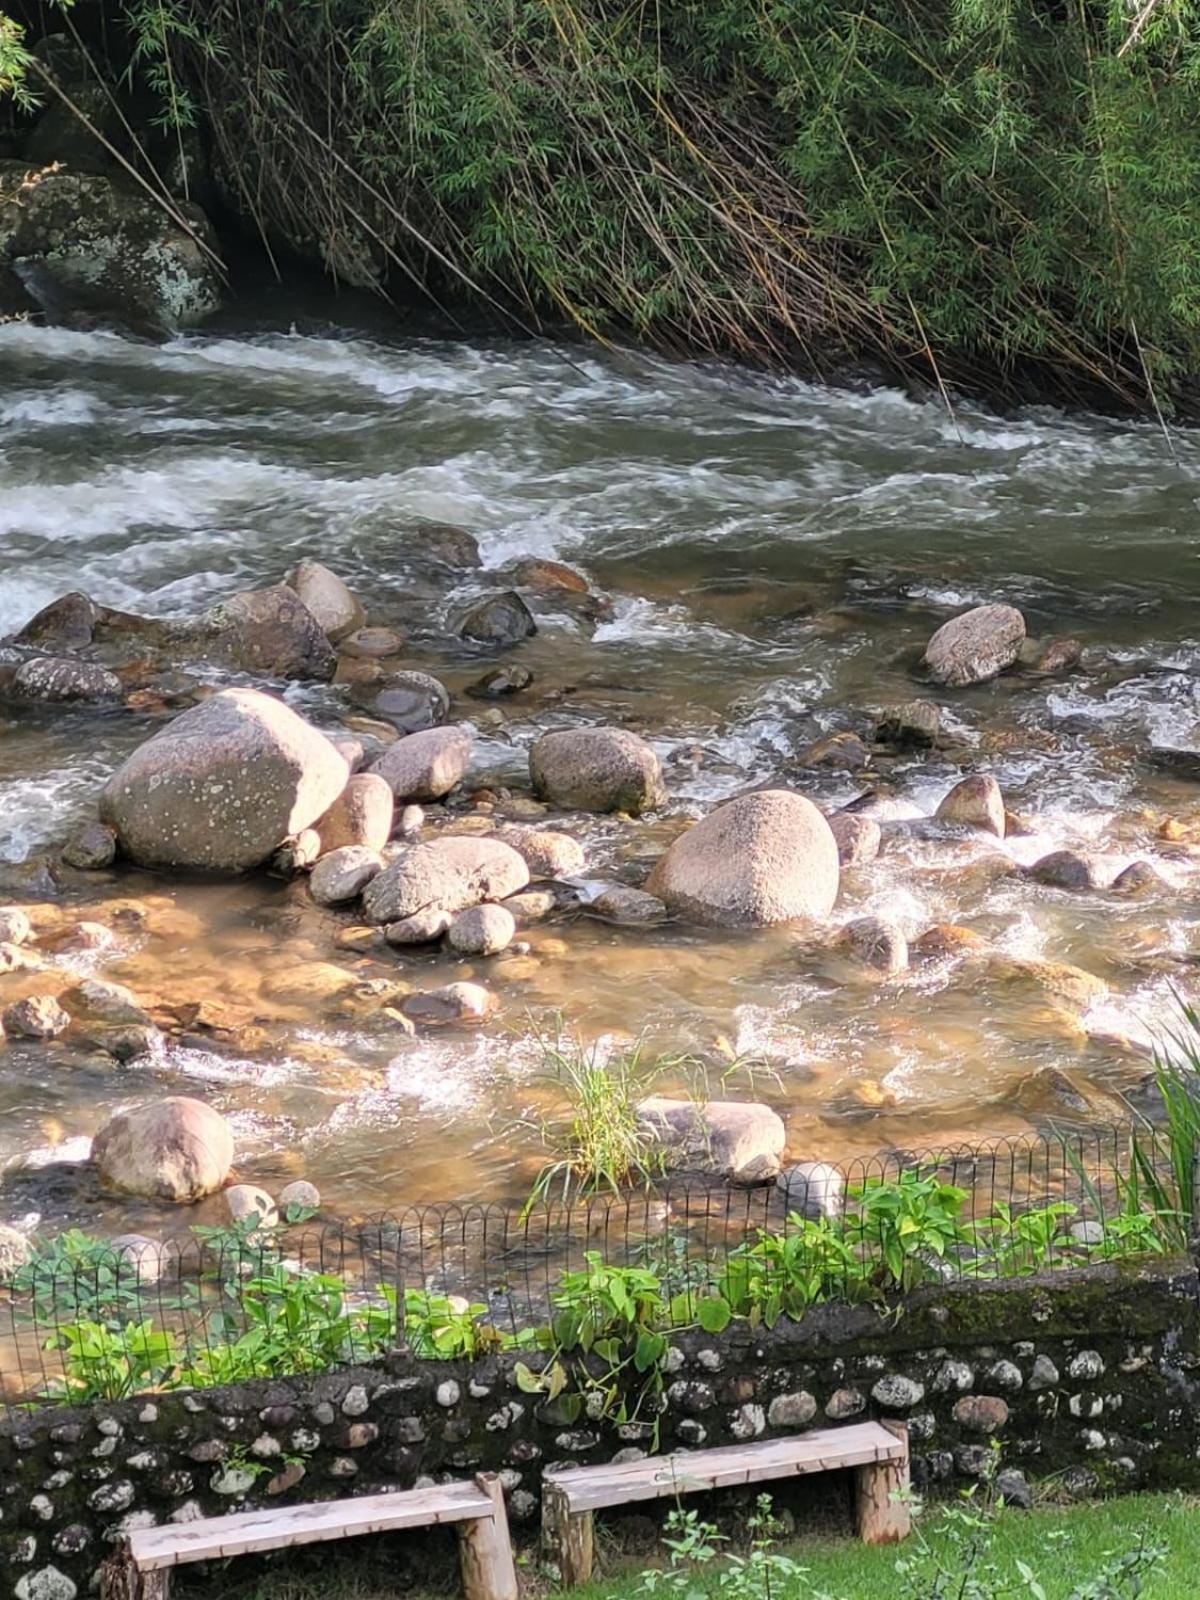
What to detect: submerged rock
<box><xmin>458</xmin><ymin>590</ymin><xmax>537</xmax><ymax>646</ymax></box>
<box><xmin>647</xmin><ymin>790</ymin><xmax>839</xmax><ymax>927</ymax></box>
<box><xmin>1028</xmin><ymin>849</ymin><xmax>1107</xmax><ymax>891</ymax></box>
<box><xmin>371</xmin><ymin>725</ymin><xmax>472</xmax><ymax>800</ymax></box>
<box><xmin>827</xmin><ymin>813</ymin><xmax>881</xmax><ymax>867</ymax></box>
<box><xmin>587</xmin><ymin>884</ymin><xmax>667</xmax><ymax>924</ymax></box>
<box><xmin>402</xmin><ymin>982</ymin><xmax>498</xmax><ymax>1025</ymax></box>
<box><xmin>92</xmin><ymin>1096</ymin><xmax>233</xmax><ymax>1202</ymax></box>
<box><xmin>99</xmin><ymin>687</ymin><xmax>350</xmax><ymax>872</ymax></box>
<box><xmin>284</xmin><ymin>559</ymin><xmax>364</xmax><ymax>642</ymax></box>
<box><xmin>922</xmin><ymin>604</ymin><xmax>1026</xmax><ymax>687</ymax></box>
<box><xmin>468</xmin><ymin>664</ymin><xmax>533</xmax><ymax>699</ymax></box>
<box><xmin>637</xmin><ymin>1098</ymin><xmax>786</xmax><ymax>1184</ymax></box>
<box><xmin>0</xmin><ymin>161</ymin><xmax>222</xmax><ymax>331</ymax></box>
<box><xmin>530</xmin><ymin>727</ymin><xmax>666</xmax><ymax>815</ymax></box>
<box><xmin>363</xmin><ymin>836</ymin><xmax>529</xmax><ymax>924</ymax></box>
<box><xmin>837</xmin><ymin>916</ymin><xmax>908</xmax><ymax>975</ymax></box>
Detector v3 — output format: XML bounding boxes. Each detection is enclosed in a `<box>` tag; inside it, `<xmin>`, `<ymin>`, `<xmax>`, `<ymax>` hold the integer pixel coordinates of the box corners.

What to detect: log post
<box><xmin>854</xmin><ymin>1420</ymin><xmax>911</xmax><ymax>1545</ymax></box>
<box><xmin>99</xmin><ymin>1544</ymin><xmax>170</xmax><ymax>1600</ymax></box>
<box><xmin>457</xmin><ymin>1473</ymin><xmax>519</xmax><ymax>1600</ymax></box>
<box><xmin>542</xmin><ymin>1477</ymin><xmax>595</xmax><ymax>1586</ymax></box>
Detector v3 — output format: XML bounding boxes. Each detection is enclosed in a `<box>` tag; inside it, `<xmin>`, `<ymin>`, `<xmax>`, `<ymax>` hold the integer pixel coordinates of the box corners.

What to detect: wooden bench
<box><xmin>542</xmin><ymin>1421</ymin><xmax>910</xmax><ymax>1585</ymax></box>
<box><xmin>99</xmin><ymin>1473</ymin><xmax>518</xmax><ymax>1600</ymax></box>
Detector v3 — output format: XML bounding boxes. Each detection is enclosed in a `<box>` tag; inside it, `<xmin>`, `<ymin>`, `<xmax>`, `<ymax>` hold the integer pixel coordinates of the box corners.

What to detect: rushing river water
<box><xmin>2</xmin><ymin>304</ymin><xmax>1200</xmax><ymax>1233</ymax></box>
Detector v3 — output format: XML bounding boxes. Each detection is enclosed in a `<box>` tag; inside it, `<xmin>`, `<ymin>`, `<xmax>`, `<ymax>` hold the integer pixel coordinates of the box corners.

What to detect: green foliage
<box><xmin>845</xmin><ymin>1170</ymin><xmax>971</xmax><ymax>1293</ymax></box>
<box><xmin>2</xmin><ymin>0</ymin><xmax>1195</xmax><ymax>404</ymax></box>
<box><xmin>49</xmin><ymin>1317</ymin><xmax>180</xmax><ymax>1402</ymax></box>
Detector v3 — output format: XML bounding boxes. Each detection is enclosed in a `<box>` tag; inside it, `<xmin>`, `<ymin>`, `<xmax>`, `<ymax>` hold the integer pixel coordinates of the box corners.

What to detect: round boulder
<box><xmin>364</xmin><ymin>836</ymin><xmax>529</xmax><ymax>924</ymax></box>
<box><xmin>922</xmin><ymin>604</ymin><xmax>1026</xmax><ymax>687</ymax></box>
<box><xmin>284</xmin><ymin>559</ymin><xmax>364</xmax><ymax>642</ymax></box>
<box><xmin>0</xmin><ymin>1224</ymin><xmax>31</xmax><ymax>1278</ymax></box>
<box><xmin>530</xmin><ymin>727</ymin><xmax>666</xmax><ymax>815</ymax></box>
<box><xmin>646</xmin><ymin>790</ymin><xmax>839</xmax><ymax>927</ymax></box>
<box><xmin>492</xmin><ymin>826</ymin><xmax>585</xmax><ymax>879</ymax></box>
<box><xmin>225</xmin><ymin>1184</ymin><xmax>279</xmax><ymax>1230</ymax></box>
<box><xmin>370</xmin><ymin>725</ymin><xmax>472</xmax><ymax>801</ymax></box>
<box><xmin>98</xmin><ymin>687</ymin><xmax>350</xmax><ymax>872</ymax></box>
<box><xmin>92</xmin><ymin>1096</ymin><xmax>234</xmax><ymax>1202</ymax></box>
<box><xmin>447</xmin><ymin>903</ymin><xmax>516</xmax><ymax>956</ymax></box>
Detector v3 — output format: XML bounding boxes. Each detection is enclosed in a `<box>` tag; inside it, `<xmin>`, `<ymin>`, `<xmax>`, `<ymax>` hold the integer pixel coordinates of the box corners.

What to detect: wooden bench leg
<box><xmin>99</xmin><ymin>1545</ymin><xmax>170</xmax><ymax>1600</ymax></box>
<box><xmin>542</xmin><ymin>1479</ymin><xmax>595</xmax><ymax>1586</ymax></box>
<box><xmin>457</xmin><ymin>1473</ymin><xmax>519</xmax><ymax>1600</ymax></box>
<box><xmin>855</xmin><ymin>1420</ymin><xmax>911</xmax><ymax>1545</ymax></box>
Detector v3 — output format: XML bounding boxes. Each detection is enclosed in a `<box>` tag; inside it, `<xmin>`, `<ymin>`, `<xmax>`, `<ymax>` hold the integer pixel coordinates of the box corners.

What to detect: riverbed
<box><xmin>3</xmin><ymin>304</ymin><xmax>1200</xmax><ymax>1231</ymax></box>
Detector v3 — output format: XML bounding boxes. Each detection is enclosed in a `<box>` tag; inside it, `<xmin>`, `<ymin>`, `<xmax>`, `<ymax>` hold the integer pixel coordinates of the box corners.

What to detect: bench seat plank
<box><xmin>128</xmin><ymin>1482</ymin><xmax>495</xmax><ymax>1571</ymax></box>
<box><xmin>547</xmin><ymin>1422</ymin><xmax>905</xmax><ymax>1513</ymax></box>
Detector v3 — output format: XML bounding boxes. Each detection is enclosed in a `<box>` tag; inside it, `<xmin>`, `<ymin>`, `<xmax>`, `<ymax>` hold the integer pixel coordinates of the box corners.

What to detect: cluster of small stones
<box><xmin>4</xmin><ymin>1266</ymin><xmax>1199</xmax><ymax>1599</ymax></box>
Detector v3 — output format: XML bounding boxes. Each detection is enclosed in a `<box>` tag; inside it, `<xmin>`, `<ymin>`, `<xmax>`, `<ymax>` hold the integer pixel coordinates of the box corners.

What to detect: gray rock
<box><xmin>875</xmin><ymin>700</ymin><xmax>941</xmax><ymax>748</ymax></box>
<box><xmin>468</xmin><ymin>665</ymin><xmax>533</xmax><ymax>699</ymax></box>
<box><xmin>587</xmin><ymin>885</ymin><xmax>666</xmax><ymax>924</ymax></box>
<box><xmin>837</xmin><ymin>915</ymin><xmax>908</xmax><ymax>975</ymax></box>
<box><xmin>99</xmin><ymin>688</ymin><xmax>349</xmax><ymax>872</ymax></box>
<box><xmin>2</xmin><ymin>995</ymin><xmax>70</xmax><ymax>1039</ymax></box>
<box><xmin>278</xmin><ymin>1180</ymin><xmax>320</xmax><ymax>1214</ymax></box>
<box><xmin>459</xmin><ymin>591</ymin><xmax>537</xmax><ymax>646</ymax></box>
<box><xmin>994</xmin><ymin>1468</ymin><xmax>1032</xmax><ymax>1509</ymax></box>
<box><xmin>309</xmin><ymin>845</ymin><xmax>383</xmax><ymax>906</ymax></box>
<box><xmin>10</xmin><ymin>656</ymin><xmax>122</xmax><ymax>703</ymax></box>
<box><xmin>315</xmin><ymin>772</ymin><xmax>394</xmax><ymax>854</ymax></box>
<box><xmin>530</xmin><ymin>727</ymin><xmax>666</xmax><ymax>815</ymax></box>
<box><xmin>92</xmin><ymin>1096</ymin><xmax>233</xmax><ymax>1202</ymax></box>
<box><xmin>371</xmin><ymin>725</ymin><xmax>472</xmax><ymax>801</ymax></box>
<box><xmin>225</xmin><ymin>1184</ymin><xmax>278</xmax><ymax>1230</ymax></box>
<box><xmin>60</xmin><ymin>978</ymin><xmax>151</xmax><ymax>1026</ymax></box>
<box><xmin>922</xmin><ymin>604</ymin><xmax>1026</xmax><ymax>687</ymax></box>
<box><xmin>362</xmin><ymin>670</ymin><xmax>451</xmax><ymax>734</ymax></box>
<box><xmin>62</xmin><ymin>821</ymin><xmax>117</xmax><ymax>870</ymax></box>
<box><xmin>637</xmin><ymin>1098</ymin><xmax>785</xmax><ymax>1183</ymax></box>
<box><xmin>284</xmin><ymin>560</ymin><xmax>364</xmax><ymax>643</ymax></box>
<box><xmin>1028</xmin><ymin>850</ymin><xmax>1107</xmax><ymax>891</ymax></box>
<box><xmin>648</xmin><ymin>790</ymin><xmax>839</xmax><ymax>927</ymax></box>
<box><xmin>446</xmin><ymin>903</ymin><xmax>516</xmax><ymax>956</ymax></box>
<box><xmin>824</xmin><ymin>1388</ymin><xmax>865</xmax><ymax>1420</ymax></box>
<box><xmin>363</xmin><ymin>836</ymin><xmax>528</xmax><ymax>924</ymax></box>
<box><xmin>492</xmin><ymin>826</ymin><xmax>585</xmax><ymax>879</ymax></box>
<box><xmin>828</xmin><ymin>813</ymin><xmax>881</xmax><ymax>867</ymax></box>
<box><xmin>775</xmin><ymin>1161</ymin><xmax>845</xmax><ymax>1220</ymax></box>
<box><xmin>1028</xmin><ymin>1354</ymin><xmax>1060</xmax><ymax>1391</ymax></box>
<box><xmin>197</xmin><ymin>584</ymin><xmax>336</xmax><ymax>681</ymax></box>
<box><xmin>384</xmin><ymin>908</ymin><xmax>453</xmax><ymax>945</ymax></box>
<box><xmin>0</xmin><ymin>163</ymin><xmax>221</xmax><ymax>332</ymax></box>
<box><xmin>870</xmin><ymin>1374</ymin><xmax>925</xmax><ymax>1410</ymax></box>
<box><xmin>767</xmin><ymin>1391</ymin><xmax>816</xmax><ymax>1429</ymax></box>
<box><xmin>402</xmin><ymin>983</ymin><xmax>498</xmax><ymax>1025</ymax></box>
<box><xmin>0</xmin><ymin>1223</ymin><xmax>31</xmax><ymax>1277</ymax></box>
<box><xmin>11</xmin><ymin>592</ymin><xmax>99</xmax><ymax>652</ymax></box>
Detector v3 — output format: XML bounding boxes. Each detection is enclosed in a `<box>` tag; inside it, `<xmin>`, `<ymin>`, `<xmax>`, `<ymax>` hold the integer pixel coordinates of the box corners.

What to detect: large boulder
<box><xmin>370</xmin><ymin>726</ymin><xmax>472</xmax><ymax>800</ymax></box>
<box><xmin>92</xmin><ymin>1096</ymin><xmax>233</xmax><ymax>1203</ymax></box>
<box><xmin>0</xmin><ymin>161</ymin><xmax>222</xmax><ymax>332</ymax></box>
<box><xmin>362</xmin><ymin>836</ymin><xmax>529</xmax><ymax>924</ymax></box>
<box><xmin>284</xmin><ymin>560</ymin><xmax>364</xmax><ymax>642</ymax></box>
<box><xmin>637</xmin><ymin>1098</ymin><xmax>786</xmax><ymax>1184</ymax></box>
<box><xmin>99</xmin><ymin>687</ymin><xmax>350</xmax><ymax>872</ymax></box>
<box><xmin>647</xmin><ymin>790</ymin><xmax>839</xmax><ymax>927</ymax></box>
<box><xmin>197</xmin><ymin>585</ymin><xmax>336</xmax><ymax>681</ymax></box>
<box><xmin>530</xmin><ymin>727</ymin><xmax>666</xmax><ymax>815</ymax></box>
<box><xmin>922</xmin><ymin>604</ymin><xmax>1026</xmax><ymax>687</ymax></box>
<box><xmin>11</xmin><ymin>591</ymin><xmax>100</xmax><ymax>651</ymax></box>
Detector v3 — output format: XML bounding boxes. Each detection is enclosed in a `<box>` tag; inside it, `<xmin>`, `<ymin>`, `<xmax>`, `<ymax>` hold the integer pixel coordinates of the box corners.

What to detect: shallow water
<box><xmin>3</xmin><ymin>305</ymin><xmax>1200</xmax><ymax>1231</ymax></box>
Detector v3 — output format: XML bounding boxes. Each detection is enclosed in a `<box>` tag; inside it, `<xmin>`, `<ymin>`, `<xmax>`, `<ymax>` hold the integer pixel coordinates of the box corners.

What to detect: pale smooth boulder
<box><xmin>446</xmin><ymin>903</ymin><xmax>516</xmax><ymax>956</ymax></box>
<box><xmin>647</xmin><ymin>789</ymin><xmax>839</xmax><ymax>927</ymax></box>
<box><xmin>0</xmin><ymin>1225</ymin><xmax>31</xmax><ymax>1277</ymax></box>
<box><xmin>99</xmin><ymin>688</ymin><xmax>350</xmax><ymax>872</ymax></box>
<box><xmin>923</xmin><ymin>604</ymin><xmax>1026</xmax><ymax>687</ymax></box>
<box><xmin>92</xmin><ymin>1096</ymin><xmax>233</xmax><ymax>1203</ymax></box>
<box><xmin>309</xmin><ymin>845</ymin><xmax>383</xmax><ymax>906</ymax></box>
<box><xmin>529</xmin><ymin>727</ymin><xmax>666</xmax><ymax>815</ymax></box>
<box><xmin>371</xmin><ymin>726</ymin><xmax>472</xmax><ymax>801</ymax></box>
<box><xmin>316</xmin><ymin>772</ymin><xmax>393</xmax><ymax>853</ymax></box>
<box><xmin>492</xmin><ymin>825</ymin><xmax>585</xmax><ymax>879</ymax></box>
<box><xmin>284</xmin><ymin>559</ymin><xmax>364</xmax><ymax>642</ymax></box>
<box><xmin>225</xmin><ymin>1184</ymin><xmax>279</xmax><ymax>1230</ymax></box>
<box><xmin>363</xmin><ymin>836</ymin><xmax>529</xmax><ymax>925</ymax></box>
<box><xmin>638</xmin><ymin>1098</ymin><xmax>786</xmax><ymax>1183</ymax></box>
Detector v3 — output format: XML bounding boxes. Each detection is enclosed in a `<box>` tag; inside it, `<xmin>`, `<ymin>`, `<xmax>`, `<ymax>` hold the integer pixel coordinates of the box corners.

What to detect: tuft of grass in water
<box><xmin>520</xmin><ymin>1033</ymin><xmax>682</xmax><ymax>1213</ymax></box>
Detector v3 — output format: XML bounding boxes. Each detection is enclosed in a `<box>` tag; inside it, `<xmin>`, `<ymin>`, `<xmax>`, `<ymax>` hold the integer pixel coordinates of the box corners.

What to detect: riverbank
<box><xmin>4</xmin><ymin>6</ymin><xmax>1200</xmax><ymax>414</ymax></box>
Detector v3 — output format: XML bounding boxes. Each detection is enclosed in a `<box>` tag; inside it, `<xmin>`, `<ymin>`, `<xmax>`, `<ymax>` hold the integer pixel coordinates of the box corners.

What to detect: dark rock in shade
<box><xmin>1027</xmin><ymin>849</ymin><xmax>1106</xmax><ymax>891</ymax></box>
<box><xmin>10</xmin><ymin>591</ymin><xmax>99</xmax><ymax>651</ymax></box>
<box><xmin>994</xmin><ymin>1469</ymin><xmax>1033</xmax><ymax>1509</ymax></box>
<box><xmin>875</xmin><ymin>700</ymin><xmax>941</xmax><ymax>748</ymax></box>
<box><xmin>458</xmin><ymin>590</ymin><xmax>537</xmax><ymax>647</ymax></box>
<box><xmin>798</xmin><ymin>731</ymin><xmax>870</xmax><ymax>771</ymax></box>
<box><xmin>403</xmin><ymin>522</ymin><xmax>482</xmax><ymax>570</ymax></box>
<box><xmin>62</xmin><ymin>821</ymin><xmax>118</xmax><ymax>870</ymax></box>
<box><xmin>0</xmin><ymin>161</ymin><xmax>222</xmax><ymax>332</ymax></box>
<box><xmin>1111</xmin><ymin>860</ymin><xmax>1164</xmax><ymax>897</ymax></box>
<box><xmin>363</xmin><ymin>671</ymin><xmax>451</xmax><ymax>733</ymax></box>
<box><xmin>9</xmin><ymin>656</ymin><xmax>122</xmax><ymax>703</ymax></box>
<box><xmin>197</xmin><ymin>584</ymin><xmax>337</xmax><ymax>681</ymax></box>
<box><xmin>467</xmin><ymin>665</ymin><xmax>534</xmax><ymax>699</ymax></box>
<box><xmin>922</xmin><ymin>604</ymin><xmax>1026</xmax><ymax>687</ymax></box>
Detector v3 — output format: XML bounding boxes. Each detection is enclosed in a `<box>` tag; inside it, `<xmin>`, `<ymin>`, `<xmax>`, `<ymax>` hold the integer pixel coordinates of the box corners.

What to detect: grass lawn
<box><xmin>196</xmin><ymin>1492</ymin><xmax>1200</xmax><ymax>1600</ymax></box>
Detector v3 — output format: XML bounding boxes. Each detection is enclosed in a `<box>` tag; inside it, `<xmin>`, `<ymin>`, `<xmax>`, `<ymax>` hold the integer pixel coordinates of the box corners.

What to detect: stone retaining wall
<box><xmin>4</xmin><ymin>1259</ymin><xmax>1199</xmax><ymax>1600</ymax></box>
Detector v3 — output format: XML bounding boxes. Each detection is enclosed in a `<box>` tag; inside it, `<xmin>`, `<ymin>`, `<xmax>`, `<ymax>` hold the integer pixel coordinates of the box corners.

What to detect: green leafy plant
<box><xmin>718</xmin><ymin>1213</ymin><xmax>863</xmax><ymax>1328</ymax></box>
<box><xmin>48</xmin><ymin>1317</ymin><xmax>180</xmax><ymax>1402</ymax></box>
<box><xmin>845</xmin><ymin>1169</ymin><xmax>971</xmax><ymax>1293</ymax></box>
<box><xmin>973</xmin><ymin>1202</ymin><xmax>1077</xmax><ymax>1279</ymax></box>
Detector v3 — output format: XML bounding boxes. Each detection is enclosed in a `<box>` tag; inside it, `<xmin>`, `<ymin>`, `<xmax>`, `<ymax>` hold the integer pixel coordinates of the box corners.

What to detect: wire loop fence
<box><xmin>0</xmin><ymin>1127</ymin><xmax>1186</xmax><ymax>1422</ymax></box>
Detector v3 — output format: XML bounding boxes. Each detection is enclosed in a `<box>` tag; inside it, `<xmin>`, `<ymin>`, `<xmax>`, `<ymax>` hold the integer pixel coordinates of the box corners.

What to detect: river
<box><xmin>2</xmin><ymin>303</ymin><xmax>1199</xmax><ymax>1232</ymax></box>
